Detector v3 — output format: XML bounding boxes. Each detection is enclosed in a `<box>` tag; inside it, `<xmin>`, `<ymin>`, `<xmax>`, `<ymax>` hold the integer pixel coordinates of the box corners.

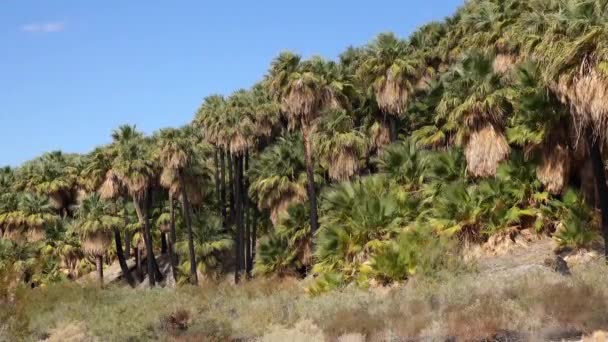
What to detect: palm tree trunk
<box><xmin>228</xmin><ymin>152</ymin><xmax>235</xmax><ymax>223</ymax></box>
<box><xmin>214</xmin><ymin>148</ymin><xmax>221</xmax><ymax>213</ymax></box>
<box><xmin>249</xmin><ymin>208</ymin><xmax>258</xmax><ymax>275</ymax></box>
<box><xmin>244</xmin><ymin>151</ymin><xmax>251</xmax><ymax>278</ymax></box>
<box><xmin>132</xmin><ymin>195</ymin><xmax>156</xmax><ymax>287</ymax></box>
<box><xmin>234</xmin><ymin>154</ymin><xmax>244</xmax><ymax>284</ymax></box>
<box><xmin>114</xmin><ymin>228</ymin><xmax>136</xmax><ymax>287</ymax></box>
<box><xmin>389</xmin><ymin>116</ymin><xmax>398</xmax><ymax>142</ymax></box>
<box><xmin>168</xmin><ymin>194</ymin><xmax>178</xmax><ymax>281</ymax></box>
<box><xmin>179</xmin><ymin>171</ymin><xmax>199</xmax><ymax>285</ymax></box>
<box><xmin>96</xmin><ymin>254</ymin><xmax>104</xmax><ymax>287</ymax></box>
<box><xmin>135</xmin><ymin>246</ymin><xmax>142</xmax><ymax>279</ymax></box>
<box><xmin>301</xmin><ymin>122</ymin><xmax>320</xmax><ymax>234</ymax></box>
<box><xmin>587</xmin><ymin>133</ymin><xmax>608</xmax><ymax>261</ymax></box>
<box><xmin>122</xmin><ymin>200</ymin><xmax>131</xmax><ymax>259</ymax></box>
<box><xmin>220</xmin><ymin>148</ymin><xmax>228</xmax><ymax>222</ymax></box>
<box><xmin>124</xmin><ymin>232</ymin><xmax>131</xmax><ymax>261</ymax></box>
<box><xmin>161</xmin><ymin>234</ymin><xmax>168</xmax><ymax>254</ymax></box>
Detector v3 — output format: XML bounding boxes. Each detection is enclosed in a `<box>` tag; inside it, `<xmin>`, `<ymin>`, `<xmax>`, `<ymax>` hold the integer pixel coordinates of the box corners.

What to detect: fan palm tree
<box><xmin>314</xmin><ymin>109</ymin><xmax>369</xmax><ymax>181</ymax></box>
<box><xmin>109</xmin><ymin>125</ymin><xmax>160</xmax><ymax>287</ymax></box>
<box><xmin>358</xmin><ymin>33</ymin><xmax>420</xmax><ymax>141</ymax></box>
<box><xmin>266</xmin><ymin>53</ymin><xmax>350</xmax><ymax>234</ymax></box>
<box><xmin>437</xmin><ymin>51</ymin><xmax>512</xmax><ymax>177</ymax></box>
<box><xmin>156</xmin><ymin>126</ymin><xmax>199</xmax><ymax>285</ymax></box>
<box><xmin>73</xmin><ymin>194</ymin><xmax>120</xmax><ymax>286</ymax></box>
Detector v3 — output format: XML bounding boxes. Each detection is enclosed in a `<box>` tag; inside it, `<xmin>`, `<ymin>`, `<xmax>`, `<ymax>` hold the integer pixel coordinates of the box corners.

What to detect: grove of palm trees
<box><xmin>3</xmin><ymin>0</ymin><xmax>608</xmax><ymax>340</ymax></box>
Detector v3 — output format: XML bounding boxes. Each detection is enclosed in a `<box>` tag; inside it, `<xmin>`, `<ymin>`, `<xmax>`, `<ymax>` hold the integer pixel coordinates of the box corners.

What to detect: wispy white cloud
<box><xmin>22</xmin><ymin>22</ymin><xmax>65</xmax><ymax>33</ymax></box>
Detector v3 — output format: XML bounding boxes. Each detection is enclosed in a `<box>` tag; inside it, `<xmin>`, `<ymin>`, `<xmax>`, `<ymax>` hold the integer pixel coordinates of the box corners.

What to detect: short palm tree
<box><xmin>314</xmin><ymin>109</ymin><xmax>368</xmax><ymax>181</ymax></box>
<box><xmin>73</xmin><ymin>194</ymin><xmax>120</xmax><ymax>286</ymax></box>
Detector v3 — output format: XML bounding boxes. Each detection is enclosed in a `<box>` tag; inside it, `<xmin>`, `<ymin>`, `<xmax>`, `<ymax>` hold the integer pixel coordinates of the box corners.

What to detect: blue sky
<box><xmin>0</xmin><ymin>0</ymin><xmax>463</xmax><ymax>167</ymax></box>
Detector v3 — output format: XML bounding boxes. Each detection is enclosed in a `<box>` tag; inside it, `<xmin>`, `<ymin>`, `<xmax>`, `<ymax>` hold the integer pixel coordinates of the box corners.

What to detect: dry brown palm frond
<box><xmin>376</xmin><ymin>77</ymin><xmax>410</xmax><ymax>116</ymax></box>
<box><xmin>554</xmin><ymin>65</ymin><xmax>608</xmax><ymax>142</ymax></box>
<box><xmin>229</xmin><ymin>132</ymin><xmax>250</xmax><ymax>156</ymax></box>
<box><xmin>537</xmin><ymin>143</ymin><xmax>571</xmax><ymax>195</ymax></box>
<box><xmin>371</xmin><ymin>120</ymin><xmax>391</xmax><ymax>151</ymax></box>
<box><xmin>3</xmin><ymin>228</ymin><xmax>23</xmax><ymax>241</ymax></box>
<box><xmin>98</xmin><ymin>170</ymin><xmax>122</xmax><ymax>200</ymax></box>
<box><xmin>493</xmin><ymin>53</ymin><xmax>517</xmax><ymax>74</ymax></box>
<box><xmin>82</xmin><ymin>231</ymin><xmax>112</xmax><ymax>256</ymax></box>
<box><xmin>328</xmin><ymin>149</ymin><xmax>359</xmax><ymax>182</ymax></box>
<box><xmin>465</xmin><ymin>125</ymin><xmax>510</xmax><ymax>178</ymax></box>
<box><xmin>26</xmin><ymin>227</ymin><xmax>45</xmax><ymax>242</ymax></box>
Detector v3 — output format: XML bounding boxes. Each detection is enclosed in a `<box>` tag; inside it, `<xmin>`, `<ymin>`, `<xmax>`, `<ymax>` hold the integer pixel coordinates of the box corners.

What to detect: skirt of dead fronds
<box><xmin>229</xmin><ymin>132</ymin><xmax>250</xmax><ymax>156</ymax></box>
<box><xmin>465</xmin><ymin>125</ymin><xmax>510</xmax><ymax>178</ymax></box>
<box><xmin>82</xmin><ymin>231</ymin><xmax>112</xmax><ymax>256</ymax></box>
<box><xmin>2</xmin><ymin>228</ymin><xmax>23</xmax><ymax>241</ymax></box>
<box><xmin>554</xmin><ymin>69</ymin><xmax>608</xmax><ymax>140</ymax></box>
<box><xmin>492</xmin><ymin>53</ymin><xmax>517</xmax><ymax>74</ymax></box>
<box><xmin>328</xmin><ymin>150</ymin><xmax>359</xmax><ymax>182</ymax></box>
<box><xmin>27</xmin><ymin>227</ymin><xmax>45</xmax><ymax>242</ymax></box>
<box><xmin>537</xmin><ymin>143</ymin><xmax>571</xmax><ymax>195</ymax></box>
<box><xmin>49</xmin><ymin>192</ymin><xmax>65</xmax><ymax>210</ymax></box>
<box><xmin>376</xmin><ymin>78</ymin><xmax>410</xmax><ymax>116</ymax></box>
<box><xmin>99</xmin><ymin>170</ymin><xmax>122</xmax><ymax>200</ymax></box>
<box><xmin>371</xmin><ymin>120</ymin><xmax>391</xmax><ymax>151</ymax></box>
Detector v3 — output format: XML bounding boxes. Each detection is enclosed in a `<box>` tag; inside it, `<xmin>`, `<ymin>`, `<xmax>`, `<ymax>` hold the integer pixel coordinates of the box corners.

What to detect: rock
<box><xmin>563</xmin><ymin>249</ymin><xmax>601</xmax><ymax>266</ymax></box>
<box><xmin>543</xmin><ymin>256</ymin><xmax>571</xmax><ymax>276</ymax></box>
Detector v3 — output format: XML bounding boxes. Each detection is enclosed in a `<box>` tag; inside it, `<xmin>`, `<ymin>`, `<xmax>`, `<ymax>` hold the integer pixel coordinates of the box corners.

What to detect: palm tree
<box><xmin>81</xmin><ymin>147</ymin><xmax>136</xmax><ymax>287</ymax></box>
<box><xmin>175</xmin><ymin>212</ymin><xmax>232</xmax><ymax>282</ymax></box>
<box><xmin>437</xmin><ymin>51</ymin><xmax>511</xmax><ymax>178</ymax></box>
<box><xmin>73</xmin><ymin>194</ymin><xmax>120</xmax><ymax>286</ymax></box>
<box><xmin>358</xmin><ymin>33</ymin><xmax>420</xmax><ymax>141</ymax></box>
<box><xmin>156</xmin><ymin>127</ymin><xmax>199</xmax><ymax>285</ymax></box>
<box><xmin>248</xmin><ymin>134</ymin><xmax>309</xmax><ymax>225</ymax></box>
<box><xmin>266</xmin><ymin>53</ymin><xmax>350</xmax><ymax>234</ymax></box>
<box><xmin>314</xmin><ymin>109</ymin><xmax>369</xmax><ymax>181</ymax></box>
<box><xmin>109</xmin><ymin>125</ymin><xmax>160</xmax><ymax>287</ymax></box>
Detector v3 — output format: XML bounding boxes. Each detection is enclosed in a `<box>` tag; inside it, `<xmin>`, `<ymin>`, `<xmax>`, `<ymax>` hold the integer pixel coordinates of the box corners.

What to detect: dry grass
<box><xmin>4</xmin><ymin>262</ymin><xmax>608</xmax><ymax>341</ymax></box>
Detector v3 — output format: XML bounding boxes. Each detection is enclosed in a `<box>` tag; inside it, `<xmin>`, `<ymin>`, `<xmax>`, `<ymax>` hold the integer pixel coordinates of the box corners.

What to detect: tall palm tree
<box><xmin>358</xmin><ymin>33</ymin><xmax>420</xmax><ymax>141</ymax></box>
<box><xmin>266</xmin><ymin>53</ymin><xmax>350</xmax><ymax>234</ymax></box>
<box><xmin>109</xmin><ymin>125</ymin><xmax>160</xmax><ymax>287</ymax></box>
<box><xmin>156</xmin><ymin>127</ymin><xmax>199</xmax><ymax>285</ymax></box>
<box><xmin>74</xmin><ymin>194</ymin><xmax>120</xmax><ymax>286</ymax></box>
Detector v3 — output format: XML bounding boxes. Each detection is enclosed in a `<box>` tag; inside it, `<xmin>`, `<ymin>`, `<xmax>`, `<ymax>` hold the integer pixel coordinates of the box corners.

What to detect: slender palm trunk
<box><xmin>244</xmin><ymin>151</ymin><xmax>251</xmax><ymax>278</ymax></box>
<box><xmin>96</xmin><ymin>254</ymin><xmax>104</xmax><ymax>287</ymax></box>
<box><xmin>132</xmin><ymin>195</ymin><xmax>156</xmax><ymax>287</ymax></box>
<box><xmin>249</xmin><ymin>208</ymin><xmax>258</xmax><ymax>275</ymax></box>
<box><xmin>301</xmin><ymin>122</ymin><xmax>319</xmax><ymax>234</ymax></box>
<box><xmin>214</xmin><ymin>148</ymin><xmax>221</xmax><ymax>213</ymax></box>
<box><xmin>122</xmin><ymin>200</ymin><xmax>131</xmax><ymax>259</ymax></box>
<box><xmin>234</xmin><ymin>154</ymin><xmax>245</xmax><ymax>284</ymax></box>
<box><xmin>220</xmin><ymin>148</ymin><xmax>228</xmax><ymax>223</ymax></box>
<box><xmin>228</xmin><ymin>152</ymin><xmax>235</xmax><ymax>223</ymax></box>
<box><xmin>135</xmin><ymin>246</ymin><xmax>142</xmax><ymax>279</ymax></box>
<box><xmin>389</xmin><ymin>116</ymin><xmax>398</xmax><ymax>142</ymax></box>
<box><xmin>124</xmin><ymin>232</ymin><xmax>131</xmax><ymax>261</ymax></box>
<box><xmin>179</xmin><ymin>171</ymin><xmax>198</xmax><ymax>285</ymax></box>
<box><xmin>114</xmin><ymin>228</ymin><xmax>135</xmax><ymax>287</ymax></box>
<box><xmin>168</xmin><ymin>194</ymin><xmax>178</xmax><ymax>281</ymax></box>
<box><xmin>587</xmin><ymin>133</ymin><xmax>608</xmax><ymax>261</ymax></box>
<box><xmin>161</xmin><ymin>234</ymin><xmax>168</xmax><ymax>254</ymax></box>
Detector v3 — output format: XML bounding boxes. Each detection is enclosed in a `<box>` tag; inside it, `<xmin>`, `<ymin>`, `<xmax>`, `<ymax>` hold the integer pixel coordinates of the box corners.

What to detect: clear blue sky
<box><xmin>0</xmin><ymin>0</ymin><xmax>463</xmax><ymax>167</ymax></box>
